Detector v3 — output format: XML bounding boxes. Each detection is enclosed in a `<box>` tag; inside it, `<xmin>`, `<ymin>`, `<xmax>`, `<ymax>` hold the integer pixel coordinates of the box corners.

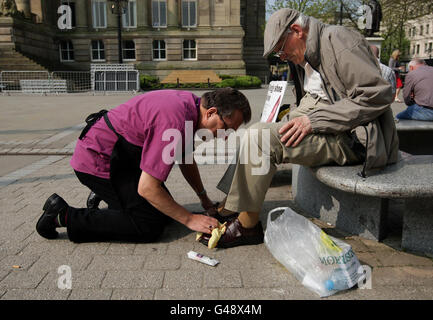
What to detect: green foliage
<box><xmin>235</xmin><ymin>75</ymin><xmax>262</xmax><ymax>88</ymax></box>
<box><xmin>139</xmin><ymin>75</ymin><xmax>160</xmax><ymax>89</ymax></box>
<box><xmin>379</xmin><ymin>0</ymin><xmax>427</xmax><ymax>64</ymax></box>
<box><xmin>218</xmin><ymin>75</ymin><xmax>236</xmax><ymax>80</ymax></box>
<box><xmin>266</xmin><ymin>0</ymin><xmax>430</xmax><ymax>64</ymax></box>
<box><xmin>215</xmin><ymin>79</ymin><xmax>237</xmax><ymax>88</ymax></box>
<box><xmin>267</xmin><ymin>0</ymin><xmax>339</xmax><ymax>23</ymax></box>
<box><xmin>140</xmin><ymin>74</ymin><xmax>262</xmax><ymax>90</ymax></box>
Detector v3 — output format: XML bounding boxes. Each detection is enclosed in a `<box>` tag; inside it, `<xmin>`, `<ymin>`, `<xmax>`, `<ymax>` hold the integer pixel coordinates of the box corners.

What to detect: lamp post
<box><xmin>109</xmin><ymin>0</ymin><xmax>128</xmax><ymax>64</ymax></box>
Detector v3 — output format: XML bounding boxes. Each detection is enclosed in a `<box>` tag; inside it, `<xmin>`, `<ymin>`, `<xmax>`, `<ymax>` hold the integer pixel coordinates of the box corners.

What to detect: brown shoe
<box><xmin>199</xmin><ymin>218</ymin><xmax>264</xmax><ymax>248</ymax></box>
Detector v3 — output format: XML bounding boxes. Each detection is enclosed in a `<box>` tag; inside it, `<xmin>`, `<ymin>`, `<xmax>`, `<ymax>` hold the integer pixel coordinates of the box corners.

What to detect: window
<box><xmin>152</xmin><ymin>0</ymin><xmax>167</xmax><ymax>28</ymax></box>
<box><xmin>59</xmin><ymin>40</ymin><xmax>74</xmax><ymax>61</ymax></box>
<box><xmin>182</xmin><ymin>0</ymin><xmax>197</xmax><ymax>28</ymax></box>
<box><xmin>427</xmin><ymin>24</ymin><xmax>430</xmax><ymax>35</ymax></box>
<box><xmin>425</xmin><ymin>43</ymin><xmax>428</xmax><ymax>54</ymax></box>
<box><xmin>122</xmin><ymin>0</ymin><xmax>137</xmax><ymax>28</ymax></box>
<box><xmin>153</xmin><ymin>40</ymin><xmax>166</xmax><ymax>60</ymax></box>
<box><xmin>420</xmin><ymin>25</ymin><xmax>424</xmax><ymax>36</ymax></box>
<box><xmin>416</xmin><ymin>44</ymin><xmax>420</xmax><ymax>55</ymax></box>
<box><xmin>429</xmin><ymin>43</ymin><xmax>432</xmax><ymax>53</ymax></box>
<box><xmin>91</xmin><ymin>40</ymin><xmax>105</xmax><ymax>61</ymax></box>
<box><xmin>61</xmin><ymin>0</ymin><xmax>76</xmax><ymax>28</ymax></box>
<box><xmin>183</xmin><ymin>40</ymin><xmax>197</xmax><ymax>60</ymax></box>
<box><xmin>92</xmin><ymin>0</ymin><xmax>107</xmax><ymax>28</ymax></box>
<box><xmin>123</xmin><ymin>40</ymin><xmax>136</xmax><ymax>60</ymax></box>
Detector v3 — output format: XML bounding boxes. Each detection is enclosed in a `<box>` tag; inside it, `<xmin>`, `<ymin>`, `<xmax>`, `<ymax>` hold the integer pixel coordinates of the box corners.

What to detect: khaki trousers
<box><xmin>219</xmin><ymin>93</ymin><xmax>363</xmax><ymax>213</ymax></box>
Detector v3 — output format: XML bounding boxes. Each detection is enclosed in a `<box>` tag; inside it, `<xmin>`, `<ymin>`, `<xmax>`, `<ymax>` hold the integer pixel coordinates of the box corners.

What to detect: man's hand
<box><xmin>278</xmin><ymin>115</ymin><xmax>313</xmax><ymax>147</ymax></box>
<box><xmin>185</xmin><ymin>214</ymin><xmax>219</xmax><ymax>234</ymax></box>
<box><xmin>138</xmin><ymin>171</ymin><xmax>218</xmax><ymax>233</ymax></box>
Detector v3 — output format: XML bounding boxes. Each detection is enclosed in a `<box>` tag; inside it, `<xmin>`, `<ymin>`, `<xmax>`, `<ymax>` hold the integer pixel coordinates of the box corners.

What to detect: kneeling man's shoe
<box><xmin>200</xmin><ymin>218</ymin><xmax>264</xmax><ymax>248</ymax></box>
<box><xmin>36</xmin><ymin>193</ymin><xmax>68</xmax><ymax>239</ymax></box>
<box><xmin>86</xmin><ymin>191</ymin><xmax>102</xmax><ymax>209</ymax></box>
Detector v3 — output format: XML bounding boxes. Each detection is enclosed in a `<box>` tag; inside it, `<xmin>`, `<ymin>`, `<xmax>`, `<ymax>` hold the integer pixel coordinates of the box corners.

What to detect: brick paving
<box><xmin>0</xmin><ymin>90</ymin><xmax>432</xmax><ymax>301</ymax></box>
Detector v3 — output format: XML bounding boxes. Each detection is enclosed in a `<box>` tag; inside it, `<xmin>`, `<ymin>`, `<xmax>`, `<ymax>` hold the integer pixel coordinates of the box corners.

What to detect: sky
<box><xmin>266</xmin><ymin>0</ymin><xmax>276</xmax><ymax>21</ymax></box>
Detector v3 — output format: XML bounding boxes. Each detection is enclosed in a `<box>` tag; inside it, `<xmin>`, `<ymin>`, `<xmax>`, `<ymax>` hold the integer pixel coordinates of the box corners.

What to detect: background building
<box><xmin>403</xmin><ymin>13</ymin><xmax>433</xmax><ymax>64</ymax></box>
<box><xmin>0</xmin><ymin>0</ymin><xmax>268</xmax><ymax>81</ymax></box>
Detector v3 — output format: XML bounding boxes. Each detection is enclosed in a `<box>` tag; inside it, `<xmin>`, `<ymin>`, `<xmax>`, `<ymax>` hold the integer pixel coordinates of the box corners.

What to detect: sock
<box><xmin>238</xmin><ymin>211</ymin><xmax>259</xmax><ymax>229</ymax></box>
<box><xmin>54</xmin><ymin>208</ymin><xmax>68</xmax><ymax>227</ymax></box>
<box><xmin>217</xmin><ymin>198</ymin><xmax>237</xmax><ymax>217</ymax></box>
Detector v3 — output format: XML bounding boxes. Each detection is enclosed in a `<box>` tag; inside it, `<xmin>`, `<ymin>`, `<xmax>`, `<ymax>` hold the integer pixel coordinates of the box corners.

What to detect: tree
<box><xmin>266</xmin><ymin>0</ymin><xmax>430</xmax><ymax>63</ymax></box>
<box><xmin>379</xmin><ymin>0</ymin><xmax>429</xmax><ymax>64</ymax></box>
<box><xmin>266</xmin><ymin>0</ymin><xmax>339</xmax><ymax>23</ymax></box>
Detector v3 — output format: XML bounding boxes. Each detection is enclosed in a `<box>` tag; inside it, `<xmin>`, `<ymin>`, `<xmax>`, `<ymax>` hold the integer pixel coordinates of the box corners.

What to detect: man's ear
<box><xmin>291</xmin><ymin>24</ymin><xmax>304</xmax><ymax>39</ymax></box>
<box><xmin>206</xmin><ymin>107</ymin><xmax>218</xmax><ymax>118</ymax></box>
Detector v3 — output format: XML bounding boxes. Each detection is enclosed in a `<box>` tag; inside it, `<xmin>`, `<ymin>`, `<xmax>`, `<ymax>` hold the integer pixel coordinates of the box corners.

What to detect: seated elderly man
<box><xmin>396</xmin><ymin>58</ymin><xmax>433</xmax><ymax>121</ymax></box>
<box><xmin>199</xmin><ymin>8</ymin><xmax>399</xmax><ymax>249</ymax></box>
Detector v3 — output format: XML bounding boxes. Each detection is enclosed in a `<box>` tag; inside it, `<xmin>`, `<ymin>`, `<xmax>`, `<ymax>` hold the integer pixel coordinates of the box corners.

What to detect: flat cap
<box><xmin>263</xmin><ymin>8</ymin><xmax>300</xmax><ymax>58</ymax></box>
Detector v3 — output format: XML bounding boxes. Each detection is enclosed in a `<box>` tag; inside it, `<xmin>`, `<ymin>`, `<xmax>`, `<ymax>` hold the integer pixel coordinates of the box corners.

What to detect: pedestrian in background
<box><xmin>371</xmin><ymin>45</ymin><xmax>396</xmax><ymax>100</ymax></box>
<box><xmin>397</xmin><ymin>59</ymin><xmax>433</xmax><ymax>121</ymax></box>
<box><xmin>388</xmin><ymin>49</ymin><xmax>404</xmax><ymax>102</ymax></box>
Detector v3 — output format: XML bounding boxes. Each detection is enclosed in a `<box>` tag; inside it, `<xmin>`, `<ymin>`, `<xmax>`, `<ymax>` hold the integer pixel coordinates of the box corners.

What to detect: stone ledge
<box><xmin>396</xmin><ymin>119</ymin><xmax>433</xmax><ymax>131</ymax></box>
<box><xmin>312</xmin><ymin>153</ymin><xmax>433</xmax><ymax>198</ymax></box>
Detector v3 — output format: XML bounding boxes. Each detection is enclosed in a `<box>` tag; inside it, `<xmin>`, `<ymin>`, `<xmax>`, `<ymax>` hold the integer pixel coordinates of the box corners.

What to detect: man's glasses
<box><xmin>274</xmin><ymin>32</ymin><xmax>290</xmax><ymax>58</ymax></box>
<box><xmin>218</xmin><ymin>114</ymin><xmax>228</xmax><ymax>130</ymax></box>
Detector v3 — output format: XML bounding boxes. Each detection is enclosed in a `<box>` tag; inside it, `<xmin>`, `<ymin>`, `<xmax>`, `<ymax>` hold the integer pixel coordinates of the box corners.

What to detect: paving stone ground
<box><xmin>0</xmin><ymin>89</ymin><xmax>432</xmax><ymax>301</ymax></box>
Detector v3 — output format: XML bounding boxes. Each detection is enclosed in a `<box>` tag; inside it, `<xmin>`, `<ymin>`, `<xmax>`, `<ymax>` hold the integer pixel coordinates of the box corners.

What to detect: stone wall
<box><xmin>5</xmin><ymin>0</ymin><xmax>266</xmax><ymax>79</ymax></box>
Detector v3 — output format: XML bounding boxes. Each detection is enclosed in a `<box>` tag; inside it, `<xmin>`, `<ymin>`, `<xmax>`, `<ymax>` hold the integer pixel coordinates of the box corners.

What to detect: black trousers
<box><xmin>66</xmin><ymin>170</ymin><xmax>171</xmax><ymax>243</ymax></box>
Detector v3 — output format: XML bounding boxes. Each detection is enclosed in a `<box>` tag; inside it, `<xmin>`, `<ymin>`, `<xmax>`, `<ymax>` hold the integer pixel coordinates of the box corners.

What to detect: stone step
<box><xmin>0</xmin><ymin>58</ymin><xmax>38</xmax><ymax>65</ymax></box>
<box><xmin>0</xmin><ymin>46</ymin><xmax>48</xmax><ymax>72</ymax></box>
<box><xmin>0</xmin><ymin>64</ymin><xmax>46</xmax><ymax>71</ymax></box>
<box><xmin>0</xmin><ymin>34</ymin><xmax>12</xmax><ymax>42</ymax></box>
<box><xmin>0</xmin><ymin>42</ymin><xmax>14</xmax><ymax>49</ymax></box>
<box><xmin>0</xmin><ymin>28</ymin><xmax>12</xmax><ymax>35</ymax></box>
<box><xmin>0</xmin><ymin>49</ymin><xmax>18</xmax><ymax>56</ymax></box>
<box><xmin>0</xmin><ymin>53</ymin><xmax>34</xmax><ymax>64</ymax></box>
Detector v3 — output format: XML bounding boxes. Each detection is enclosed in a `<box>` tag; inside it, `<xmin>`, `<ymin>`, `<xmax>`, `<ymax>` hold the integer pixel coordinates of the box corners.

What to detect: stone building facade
<box><xmin>404</xmin><ymin>13</ymin><xmax>433</xmax><ymax>63</ymax></box>
<box><xmin>3</xmin><ymin>0</ymin><xmax>267</xmax><ymax>80</ymax></box>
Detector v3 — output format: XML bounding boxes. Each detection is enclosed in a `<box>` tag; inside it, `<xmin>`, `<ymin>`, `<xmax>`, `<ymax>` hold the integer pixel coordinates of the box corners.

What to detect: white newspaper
<box><xmin>260</xmin><ymin>81</ymin><xmax>288</xmax><ymax>123</ymax></box>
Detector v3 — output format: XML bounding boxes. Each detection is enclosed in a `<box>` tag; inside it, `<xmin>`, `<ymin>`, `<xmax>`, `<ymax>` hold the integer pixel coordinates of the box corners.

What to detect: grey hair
<box><xmin>278</xmin><ymin>13</ymin><xmax>309</xmax><ymax>45</ymax></box>
<box><xmin>409</xmin><ymin>58</ymin><xmax>426</xmax><ymax>68</ymax></box>
<box><xmin>284</xmin><ymin>13</ymin><xmax>309</xmax><ymax>36</ymax></box>
<box><xmin>293</xmin><ymin>13</ymin><xmax>309</xmax><ymax>30</ymax></box>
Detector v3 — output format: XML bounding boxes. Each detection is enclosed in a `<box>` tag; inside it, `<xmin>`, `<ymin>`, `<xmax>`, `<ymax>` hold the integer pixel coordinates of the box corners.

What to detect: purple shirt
<box><xmin>70</xmin><ymin>90</ymin><xmax>200</xmax><ymax>181</ymax></box>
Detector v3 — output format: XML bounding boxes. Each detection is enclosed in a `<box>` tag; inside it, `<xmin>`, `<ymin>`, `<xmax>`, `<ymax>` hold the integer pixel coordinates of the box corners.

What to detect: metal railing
<box><xmin>0</xmin><ymin>65</ymin><xmax>139</xmax><ymax>94</ymax></box>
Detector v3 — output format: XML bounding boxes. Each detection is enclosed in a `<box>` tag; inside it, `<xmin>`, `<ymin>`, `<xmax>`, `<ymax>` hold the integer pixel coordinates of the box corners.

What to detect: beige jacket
<box><xmin>293</xmin><ymin>18</ymin><xmax>399</xmax><ymax>169</ymax></box>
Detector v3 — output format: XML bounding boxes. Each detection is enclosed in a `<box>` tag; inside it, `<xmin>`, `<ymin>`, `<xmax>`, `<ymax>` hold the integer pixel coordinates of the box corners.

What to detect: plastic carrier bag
<box><xmin>264</xmin><ymin>207</ymin><xmax>365</xmax><ymax>297</ymax></box>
